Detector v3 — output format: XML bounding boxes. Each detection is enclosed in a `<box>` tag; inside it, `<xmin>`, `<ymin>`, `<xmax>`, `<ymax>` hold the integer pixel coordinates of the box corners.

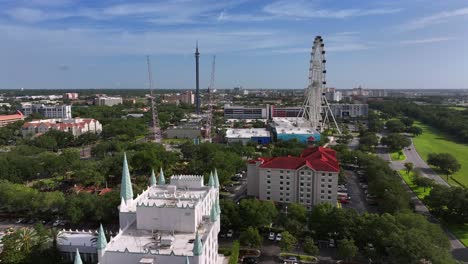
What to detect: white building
<box><xmin>247</xmin><ymin>147</ymin><xmax>340</xmax><ymax>209</ymax></box>
<box><xmin>22</xmin><ymin>118</ymin><xmax>102</xmax><ymax>137</ymax></box>
<box><xmin>58</xmin><ymin>229</ymin><xmax>98</xmax><ymax>263</ymax></box>
<box><xmin>95</xmin><ymin>96</ymin><xmax>123</xmax><ymax>106</ymax></box>
<box><xmin>224</xmin><ymin>104</ymin><xmax>268</xmax><ymax>119</ymax></box>
<box><xmin>20</xmin><ymin>103</ymin><xmax>72</xmax><ymax>119</ymax></box>
<box><xmin>329</xmin><ymin>104</ymin><xmax>369</xmax><ymax>118</ymax></box>
<box><xmin>96</xmin><ymin>155</ymin><xmax>224</xmax><ymax>264</ymax></box>
<box><xmin>225</xmin><ymin>128</ymin><xmax>271</xmax><ymax>145</ymax></box>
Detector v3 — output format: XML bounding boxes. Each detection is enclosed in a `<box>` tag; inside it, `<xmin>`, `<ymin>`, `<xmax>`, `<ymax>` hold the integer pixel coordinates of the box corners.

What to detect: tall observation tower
<box><xmin>195</xmin><ymin>42</ymin><xmax>201</xmax><ymax>115</ymax></box>
<box><xmin>300</xmin><ymin>36</ymin><xmax>340</xmax><ymax>134</ymax></box>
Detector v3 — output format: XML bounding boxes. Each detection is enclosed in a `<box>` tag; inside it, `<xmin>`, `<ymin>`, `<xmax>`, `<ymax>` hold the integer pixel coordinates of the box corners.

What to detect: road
<box><xmin>378</xmin><ymin>139</ymin><xmax>468</xmax><ymax>262</ymax></box>
<box><xmin>341</xmin><ymin>171</ymin><xmax>377</xmax><ymax>214</ymax></box>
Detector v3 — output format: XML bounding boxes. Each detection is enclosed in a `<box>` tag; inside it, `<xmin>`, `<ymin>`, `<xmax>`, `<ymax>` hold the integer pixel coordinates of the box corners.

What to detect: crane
<box><xmin>146</xmin><ymin>56</ymin><xmax>162</xmax><ymax>143</ymax></box>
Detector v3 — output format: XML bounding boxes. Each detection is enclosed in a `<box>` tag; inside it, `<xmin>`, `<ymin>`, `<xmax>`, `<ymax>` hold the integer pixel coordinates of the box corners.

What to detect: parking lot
<box><xmin>340</xmin><ymin>170</ymin><xmax>378</xmax><ymax>214</ymax></box>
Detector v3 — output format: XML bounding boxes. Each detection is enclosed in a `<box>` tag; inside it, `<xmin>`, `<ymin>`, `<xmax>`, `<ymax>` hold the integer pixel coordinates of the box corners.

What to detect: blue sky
<box><xmin>0</xmin><ymin>0</ymin><xmax>467</xmax><ymax>89</ymax></box>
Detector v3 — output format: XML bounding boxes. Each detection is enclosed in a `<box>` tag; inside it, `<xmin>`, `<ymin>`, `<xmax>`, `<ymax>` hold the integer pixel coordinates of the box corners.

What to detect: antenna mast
<box><xmin>147</xmin><ymin>56</ymin><xmax>162</xmax><ymax>143</ymax></box>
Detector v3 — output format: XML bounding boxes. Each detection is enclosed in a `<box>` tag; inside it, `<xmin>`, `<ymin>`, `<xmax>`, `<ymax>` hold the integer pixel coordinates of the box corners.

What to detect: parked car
<box><xmin>243</xmin><ymin>257</ymin><xmax>258</xmax><ymax>264</ymax></box>
<box><xmin>276</xmin><ymin>233</ymin><xmax>282</xmax><ymax>241</ymax></box>
<box><xmin>268</xmin><ymin>232</ymin><xmax>275</xmax><ymax>240</ymax></box>
<box><xmin>227</xmin><ymin>229</ymin><xmax>233</xmax><ymax>238</ymax></box>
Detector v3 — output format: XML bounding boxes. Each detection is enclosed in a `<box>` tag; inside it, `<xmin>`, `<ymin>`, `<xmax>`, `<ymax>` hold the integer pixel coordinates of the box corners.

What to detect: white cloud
<box><xmin>403</xmin><ymin>7</ymin><xmax>468</xmax><ymax>30</ymax></box>
<box><xmin>400</xmin><ymin>37</ymin><xmax>453</xmax><ymax>45</ymax></box>
<box><xmin>263</xmin><ymin>0</ymin><xmax>401</xmax><ymax>19</ymax></box>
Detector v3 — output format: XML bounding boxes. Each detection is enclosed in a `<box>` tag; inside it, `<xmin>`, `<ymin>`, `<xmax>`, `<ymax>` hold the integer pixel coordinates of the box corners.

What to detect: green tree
<box><xmin>239</xmin><ymin>227</ymin><xmax>263</xmax><ymax>248</ymax></box>
<box><xmin>427</xmin><ymin>153</ymin><xmax>461</xmax><ymax>180</ymax></box>
<box><xmin>404</xmin><ymin>162</ymin><xmax>414</xmax><ymax>174</ymax></box>
<box><xmin>385</xmin><ymin>119</ymin><xmax>406</xmax><ymax>133</ymax></box>
<box><xmin>338</xmin><ymin>238</ymin><xmax>358</xmax><ymax>263</ymax></box>
<box><xmin>380</xmin><ymin>133</ymin><xmax>411</xmax><ymax>153</ymax></box>
<box><xmin>239</xmin><ymin>199</ymin><xmax>278</xmax><ymax>228</ymax></box>
<box><xmin>279</xmin><ymin>231</ymin><xmax>297</xmax><ymax>252</ymax></box>
<box><xmin>229</xmin><ymin>241</ymin><xmax>240</xmax><ymax>264</ymax></box>
<box><xmin>407</xmin><ymin>126</ymin><xmax>423</xmax><ymax>136</ymax></box>
<box><xmin>400</xmin><ymin>117</ymin><xmax>414</xmax><ymax>127</ymax></box>
<box><xmin>303</xmin><ymin>237</ymin><xmax>319</xmax><ymax>256</ymax></box>
<box><xmin>359</xmin><ymin>132</ymin><xmax>379</xmax><ymax>152</ymax></box>
<box><xmin>414</xmin><ymin>175</ymin><xmax>434</xmax><ymax>192</ymax></box>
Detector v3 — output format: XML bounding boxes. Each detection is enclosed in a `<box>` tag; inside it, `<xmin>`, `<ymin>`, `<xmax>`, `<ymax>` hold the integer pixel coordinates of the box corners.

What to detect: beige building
<box><xmin>247</xmin><ymin>147</ymin><xmax>340</xmax><ymax>209</ymax></box>
<box><xmin>22</xmin><ymin>118</ymin><xmax>102</xmax><ymax>137</ymax></box>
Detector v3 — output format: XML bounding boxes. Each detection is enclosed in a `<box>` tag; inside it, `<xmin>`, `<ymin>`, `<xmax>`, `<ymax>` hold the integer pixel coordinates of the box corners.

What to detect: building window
<box><xmin>286</xmin><ymin>198</ymin><xmax>289</xmax><ymax>202</ymax></box>
<box><xmin>286</xmin><ymin>193</ymin><xmax>290</xmax><ymax>197</ymax></box>
<box><xmin>300</xmin><ymin>194</ymin><xmax>304</xmax><ymax>197</ymax></box>
<box><xmin>300</xmin><ymin>188</ymin><xmax>304</xmax><ymax>192</ymax></box>
<box><xmin>267</xmin><ymin>191</ymin><xmax>270</xmax><ymax>195</ymax></box>
<box><xmin>329</xmin><ymin>173</ymin><xmax>332</xmax><ymax>176</ymax></box>
<box><xmin>280</xmin><ymin>192</ymin><xmax>283</xmax><ymax>196</ymax></box>
<box><xmin>301</xmin><ymin>171</ymin><xmax>304</xmax><ymax>175</ymax></box>
<box><xmin>321</xmin><ymin>195</ymin><xmax>324</xmax><ymax>199</ymax></box>
<box><xmin>267</xmin><ymin>175</ymin><xmax>271</xmax><ymax>178</ymax></box>
<box><xmin>286</xmin><ymin>170</ymin><xmax>290</xmax><ymax>174</ymax></box>
<box><xmin>286</xmin><ymin>187</ymin><xmax>290</xmax><ymax>191</ymax></box>
<box><xmin>322</xmin><ymin>173</ymin><xmax>325</xmax><ymax>176</ymax></box>
<box><xmin>321</xmin><ymin>184</ymin><xmax>324</xmax><ymax>187</ymax></box>
<box><xmin>321</xmin><ymin>190</ymin><xmax>324</xmax><ymax>193</ymax></box>
<box><xmin>300</xmin><ymin>183</ymin><xmax>304</xmax><ymax>186</ymax></box>
<box><xmin>307</xmin><ymin>183</ymin><xmax>311</xmax><ymax>186</ymax></box>
<box><xmin>321</xmin><ymin>178</ymin><xmax>325</xmax><ymax>182</ymax></box>
<box><xmin>267</xmin><ymin>186</ymin><xmax>271</xmax><ymax>189</ymax></box>
<box><xmin>280</xmin><ymin>198</ymin><xmax>283</xmax><ymax>201</ymax></box>
<box><xmin>280</xmin><ymin>176</ymin><xmax>284</xmax><ymax>179</ymax></box>
<box><xmin>328</xmin><ymin>190</ymin><xmax>332</xmax><ymax>194</ymax></box>
<box><xmin>307</xmin><ymin>194</ymin><xmax>311</xmax><ymax>198</ymax></box>
<box><xmin>286</xmin><ymin>182</ymin><xmax>290</xmax><ymax>185</ymax></box>
<box><xmin>329</xmin><ymin>179</ymin><xmax>332</xmax><ymax>182</ymax></box>
<box><xmin>267</xmin><ymin>197</ymin><xmax>270</xmax><ymax>200</ymax></box>
<box><xmin>280</xmin><ymin>170</ymin><xmax>284</xmax><ymax>173</ymax></box>
<box><xmin>328</xmin><ymin>185</ymin><xmax>332</xmax><ymax>188</ymax></box>
<box><xmin>307</xmin><ymin>188</ymin><xmax>311</xmax><ymax>192</ymax></box>
<box><xmin>280</xmin><ymin>187</ymin><xmax>283</xmax><ymax>190</ymax></box>
<box><xmin>267</xmin><ymin>180</ymin><xmax>271</xmax><ymax>184</ymax></box>
<box><xmin>280</xmin><ymin>181</ymin><xmax>283</xmax><ymax>185</ymax></box>
<box><xmin>328</xmin><ymin>196</ymin><xmax>331</xmax><ymax>199</ymax></box>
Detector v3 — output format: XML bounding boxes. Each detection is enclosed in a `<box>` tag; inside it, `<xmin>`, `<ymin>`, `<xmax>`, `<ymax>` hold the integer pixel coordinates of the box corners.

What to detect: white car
<box><xmin>226</xmin><ymin>229</ymin><xmax>233</xmax><ymax>238</ymax></box>
<box><xmin>268</xmin><ymin>232</ymin><xmax>275</xmax><ymax>240</ymax></box>
<box><xmin>275</xmin><ymin>233</ymin><xmax>282</xmax><ymax>241</ymax></box>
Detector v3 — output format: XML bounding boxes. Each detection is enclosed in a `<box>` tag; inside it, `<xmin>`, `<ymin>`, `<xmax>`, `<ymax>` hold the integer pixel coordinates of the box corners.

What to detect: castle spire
<box><xmin>158</xmin><ymin>167</ymin><xmax>166</xmax><ymax>185</ymax></box>
<box><xmin>214</xmin><ymin>168</ymin><xmax>220</xmax><ymax>188</ymax></box>
<box><xmin>74</xmin><ymin>249</ymin><xmax>83</xmax><ymax>264</ymax></box>
<box><xmin>150</xmin><ymin>169</ymin><xmax>157</xmax><ymax>186</ymax></box>
<box><xmin>192</xmin><ymin>231</ymin><xmax>203</xmax><ymax>256</ymax></box>
<box><xmin>97</xmin><ymin>224</ymin><xmax>107</xmax><ymax>250</ymax></box>
<box><xmin>216</xmin><ymin>197</ymin><xmax>221</xmax><ymax>214</ymax></box>
<box><xmin>210</xmin><ymin>204</ymin><xmax>218</xmax><ymax>222</ymax></box>
<box><xmin>120</xmin><ymin>153</ymin><xmax>133</xmax><ymax>202</ymax></box>
<box><xmin>208</xmin><ymin>171</ymin><xmax>214</xmax><ymax>187</ymax></box>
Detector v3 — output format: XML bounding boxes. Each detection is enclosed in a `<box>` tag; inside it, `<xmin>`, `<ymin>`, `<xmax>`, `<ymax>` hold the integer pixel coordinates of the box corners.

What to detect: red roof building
<box><xmin>247</xmin><ymin>147</ymin><xmax>340</xmax><ymax>209</ymax></box>
<box><xmin>0</xmin><ymin>111</ymin><xmax>24</xmax><ymax>127</ymax></box>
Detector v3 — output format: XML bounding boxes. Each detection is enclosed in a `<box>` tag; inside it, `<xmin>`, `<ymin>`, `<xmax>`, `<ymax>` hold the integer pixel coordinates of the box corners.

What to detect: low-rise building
<box><xmin>225</xmin><ymin>128</ymin><xmax>271</xmax><ymax>145</ymax></box>
<box><xmin>22</xmin><ymin>118</ymin><xmax>102</xmax><ymax>137</ymax></box>
<box><xmin>247</xmin><ymin>147</ymin><xmax>339</xmax><ymax>209</ymax></box>
<box><xmin>64</xmin><ymin>93</ymin><xmax>79</xmax><ymax>100</ymax></box>
<box><xmin>224</xmin><ymin>104</ymin><xmax>269</xmax><ymax>119</ymax></box>
<box><xmin>20</xmin><ymin>103</ymin><xmax>72</xmax><ymax>119</ymax></box>
<box><xmin>95</xmin><ymin>96</ymin><xmax>123</xmax><ymax>106</ymax></box>
<box><xmin>329</xmin><ymin>104</ymin><xmax>368</xmax><ymax>118</ymax></box>
<box><xmin>0</xmin><ymin>111</ymin><xmax>24</xmax><ymax>127</ymax></box>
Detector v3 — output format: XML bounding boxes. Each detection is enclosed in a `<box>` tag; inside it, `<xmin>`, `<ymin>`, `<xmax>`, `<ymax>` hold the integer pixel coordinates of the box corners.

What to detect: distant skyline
<box><xmin>0</xmin><ymin>0</ymin><xmax>467</xmax><ymax>90</ymax></box>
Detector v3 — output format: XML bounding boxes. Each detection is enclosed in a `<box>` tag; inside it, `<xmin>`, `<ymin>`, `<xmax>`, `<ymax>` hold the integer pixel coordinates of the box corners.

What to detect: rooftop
<box><xmin>255</xmin><ymin>146</ymin><xmax>340</xmax><ymax>172</ymax></box>
<box><xmin>136</xmin><ymin>185</ymin><xmax>208</xmax><ymax>208</ymax></box>
<box><xmin>0</xmin><ymin>111</ymin><xmax>24</xmax><ymax>122</ymax></box>
<box><xmin>106</xmin><ymin>217</ymin><xmax>213</xmax><ymax>256</ymax></box>
<box><xmin>271</xmin><ymin>117</ymin><xmax>318</xmax><ymax>135</ymax></box>
<box><xmin>225</xmin><ymin>128</ymin><xmax>270</xmax><ymax>138</ymax></box>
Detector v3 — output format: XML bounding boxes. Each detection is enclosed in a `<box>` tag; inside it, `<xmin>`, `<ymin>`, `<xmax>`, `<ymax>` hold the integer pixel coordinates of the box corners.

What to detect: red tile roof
<box><xmin>0</xmin><ymin>111</ymin><xmax>24</xmax><ymax>122</ymax></box>
<box><xmin>257</xmin><ymin>146</ymin><xmax>339</xmax><ymax>172</ymax></box>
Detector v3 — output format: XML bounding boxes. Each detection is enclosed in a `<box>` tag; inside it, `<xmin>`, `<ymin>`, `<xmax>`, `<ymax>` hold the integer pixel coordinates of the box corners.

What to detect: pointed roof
<box><xmin>150</xmin><ymin>169</ymin><xmax>157</xmax><ymax>186</ymax></box>
<box><xmin>120</xmin><ymin>153</ymin><xmax>134</xmax><ymax>201</ymax></box>
<box><xmin>216</xmin><ymin>197</ymin><xmax>221</xmax><ymax>214</ymax></box>
<box><xmin>208</xmin><ymin>171</ymin><xmax>214</xmax><ymax>187</ymax></box>
<box><xmin>210</xmin><ymin>204</ymin><xmax>218</xmax><ymax>222</ymax></box>
<box><xmin>97</xmin><ymin>224</ymin><xmax>107</xmax><ymax>250</ymax></box>
<box><xmin>74</xmin><ymin>249</ymin><xmax>83</xmax><ymax>264</ymax></box>
<box><xmin>185</xmin><ymin>256</ymin><xmax>190</xmax><ymax>264</ymax></box>
<box><xmin>158</xmin><ymin>167</ymin><xmax>166</xmax><ymax>185</ymax></box>
<box><xmin>192</xmin><ymin>231</ymin><xmax>203</xmax><ymax>256</ymax></box>
<box><xmin>214</xmin><ymin>168</ymin><xmax>220</xmax><ymax>188</ymax></box>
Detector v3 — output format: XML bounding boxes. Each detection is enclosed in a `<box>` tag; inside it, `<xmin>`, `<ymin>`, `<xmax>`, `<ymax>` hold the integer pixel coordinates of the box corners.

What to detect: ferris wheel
<box><xmin>301</xmin><ymin>36</ymin><xmax>341</xmax><ymax>134</ymax></box>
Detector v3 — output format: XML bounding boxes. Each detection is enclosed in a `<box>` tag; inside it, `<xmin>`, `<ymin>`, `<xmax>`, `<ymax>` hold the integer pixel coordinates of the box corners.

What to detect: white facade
<box><xmin>225</xmin><ymin>128</ymin><xmax>271</xmax><ymax>145</ymax></box>
<box><xmin>95</xmin><ymin>96</ymin><xmax>123</xmax><ymax>106</ymax></box>
<box><xmin>20</xmin><ymin>103</ymin><xmax>72</xmax><ymax>119</ymax></box>
<box><xmin>223</xmin><ymin>104</ymin><xmax>268</xmax><ymax>119</ymax></box>
<box><xmin>329</xmin><ymin>104</ymin><xmax>369</xmax><ymax>118</ymax></box>
<box><xmin>99</xmin><ymin>170</ymin><xmax>224</xmax><ymax>264</ymax></box>
<box><xmin>22</xmin><ymin>118</ymin><xmax>103</xmax><ymax>137</ymax></box>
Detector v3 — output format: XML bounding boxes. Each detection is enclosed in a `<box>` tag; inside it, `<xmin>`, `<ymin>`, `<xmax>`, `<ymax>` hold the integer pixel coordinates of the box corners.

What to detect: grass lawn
<box><xmin>280</xmin><ymin>253</ymin><xmax>318</xmax><ymax>262</ymax></box>
<box><xmin>412</xmin><ymin>121</ymin><xmax>468</xmax><ymax>187</ymax></box>
<box><xmin>390</xmin><ymin>151</ymin><xmax>406</xmax><ymax>161</ymax></box>
<box><xmin>446</xmin><ymin>224</ymin><xmax>468</xmax><ymax>247</ymax></box>
<box><xmin>399</xmin><ymin>170</ymin><xmax>432</xmax><ymax>200</ymax></box>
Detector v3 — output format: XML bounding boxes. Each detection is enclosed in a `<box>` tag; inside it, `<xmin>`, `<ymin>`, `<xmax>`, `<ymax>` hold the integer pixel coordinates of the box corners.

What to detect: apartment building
<box><xmin>20</xmin><ymin>103</ymin><xmax>72</xmax><ymax>119</ymax></box>
<box><xmin>247</xmin><ymin>147</ymin><xmax>339</xmax><ymax>209</ymax></box>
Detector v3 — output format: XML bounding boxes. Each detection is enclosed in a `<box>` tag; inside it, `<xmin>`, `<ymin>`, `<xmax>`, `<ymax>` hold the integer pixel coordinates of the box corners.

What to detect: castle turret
<box><xmin>210</xmin><ymin>205</ymin><xmax>218</xmax><ymax>222</ymax></box>
<box><xmin>192</xmin><ymin>231</ymin><xmax>203</xmax><ymax>256</ymax></box>
<box><xmin>97</xmin><ymin>224</ymin><xmax>107</xmax><ymax>263</ymax></box>
<box><xmin>213</xmin><ymin>168</ymin><xmax>220</xmax><ymax>188</ymax></box>
<box><xmin>74</xmin><ymin>249</ymin><xmax>83</xmax><ymax>264</ymax></box>
<box><xmin>120</xmin><ymin>153</ymin><xmax>134</xmax><ymax>204</ymax></box>
<box><xmin>208</xmin><ymin>171</ymin><xmax>214</xmax><ymax>188</ymax></box>
<box><xmin>150</xmin><ymin>169</ymin><xmax>157</xmax><ymax>187</ymax></box>
<box><xmin>158</xmin><ymin>167</ymin><xmax>166</xmax><ymax>185</ymax></box>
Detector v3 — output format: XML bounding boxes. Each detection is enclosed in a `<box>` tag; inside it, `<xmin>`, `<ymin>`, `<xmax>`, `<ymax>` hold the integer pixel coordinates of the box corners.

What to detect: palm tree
<box><xmin>14</xmin><ymin>227</ymin><xmax>39</xmax><ymax>252</ymax></box>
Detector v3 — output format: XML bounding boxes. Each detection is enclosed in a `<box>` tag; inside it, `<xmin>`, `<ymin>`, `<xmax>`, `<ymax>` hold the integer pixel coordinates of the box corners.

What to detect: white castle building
<box><xmin>94</xmin><ymin>154</ymin><xmax>224</xmax><ymax>264</ymax></box>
